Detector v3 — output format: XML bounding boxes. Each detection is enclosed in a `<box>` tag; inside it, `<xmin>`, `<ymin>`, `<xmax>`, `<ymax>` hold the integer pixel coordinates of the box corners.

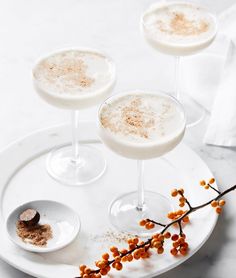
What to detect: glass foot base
<box><xmin>109</xmin><ymin>191</ymin><xmax>173</xmax><ymax>236</ymax></box>
<box><xmin>180</xmin><ymin>94</ymin><xmax>206</xmax><ymax>128</ymax></box>
<box><xmin>47</xmin><ymin>145</ymin><xmax>106</xmax><ymax>186</ymax></box>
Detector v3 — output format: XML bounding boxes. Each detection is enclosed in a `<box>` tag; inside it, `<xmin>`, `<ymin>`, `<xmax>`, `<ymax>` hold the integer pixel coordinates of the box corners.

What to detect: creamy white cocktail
<box><xmin>33</xmin><ymin>49</ymin><xmax>116</xmax><ymax>186</ymax></box>
<box><xmin>141</xmin><ymin>2</ymin><xmax>218</xmax><ymax>127</ymax></box>
<box><xmin>142</xmin><ymin>2</ymin><xmax>217</xmax><ymax>56</ymax></box>
<box><xmin>33</xmin><ymin>49</ymin><xmax>115</xmax><ymax>109</ymax></box>
<box><xmin>98</xmin><ymin>91</ymin><xmax>186</xmax><ymax>235</ymax></box>
<box><xmin>99</xmin><ymin>92</ymin><xmax>185</xmax><ymax>159</ymax></box>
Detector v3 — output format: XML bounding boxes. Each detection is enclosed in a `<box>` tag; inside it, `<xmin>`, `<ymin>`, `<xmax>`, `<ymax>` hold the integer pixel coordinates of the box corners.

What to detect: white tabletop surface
<box><xmin>0</xmin><ymin>0</ymin><xmax>236</xmax><ymax>277</ymax></box>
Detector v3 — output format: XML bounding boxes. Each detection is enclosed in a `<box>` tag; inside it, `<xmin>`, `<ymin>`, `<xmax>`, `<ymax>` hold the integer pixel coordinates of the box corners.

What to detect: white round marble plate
<box><xmin>0</xmin><ymin>122</ymin><xmax>218</xmax><ymax>278</ymax></box>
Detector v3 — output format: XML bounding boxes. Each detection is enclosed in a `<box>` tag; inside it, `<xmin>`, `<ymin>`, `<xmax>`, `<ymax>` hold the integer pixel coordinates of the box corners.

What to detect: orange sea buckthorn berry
<box><xmin>133</xmin><ymin>250</ymin><xmax>141</xmax><ymax>260</ymax></box>
<box><xmin>216</xmin><ymin>206</ymin><xmax>222</xmax><ymax>214</ymax></box>
<box><xmin>114</xmin><ymin>256</ymin><xmax>121</xmax><ymax>263</ymax></box>
<box><xmin>82</xmin><ymin>274</ymin><xmax>89</xmax><ymax>278</ymax></box>
<box><xmin>179</xmin><ymin>196</ymin><xmax>186</xmax><ymax>203</ymax></box>
<box><xmin>200</xmin><ymin>180</ymin><xmax>206</xmax><ymax>186</ymax></box>
<box><xmin>112</xmin><ymin>251</ymin><xmax>119</xmax><ymax>258</ymax></box>
<box><xmin>121</xmin><ymin>256</ymin><xmax>127</xmax><ymax>262</ymax></box>
<box><xmin>178</xmin><ymin>188</ymin><xmax>184</xmax><ymax>194</ymax></box>
<box><xmin>95</xmin><ymin>274</ymin><xmax>102</xmax><ymax>278</ymax></box>
<box><xmin>145</xmin><ymin>222</ymin><xmax>154</xmax><ymax>230</ymax></box>
<box><xmin>204</xmin><ymin>185</ymin><xmax>210</xmax><ymax>190</ymax></box>
<box><xmin>116</xmin><ymin>262</ymin><xmax>123</xmax><ymax>271</ymax></box>
<box><xmin>157</xmin><ymin>247</ymin><xmax>164</xmax><ymax>254</ymax></box>
<box><xmin>151</xmin><ymin>238</ymin><xmax>156</xmax><ymax>246</ymax></box>
<box><xmin>181</xmin><ymin>233</ymin><xmax>186</xmax><ymax>239</ymax></box>
<box><xmin>178</xmin><ymin>237</ymin><xmax>185</xmax><ymax>244</ymax></box>
<box><xmin>129</xmin><ymin>243</ymin><xmax>136</xmax><ymax>250</ymax></box>
<box><xmin>95</xmin><ymin>261</ymin><xmax>100</xmax><ymax>267</ymax></box>
<box><xmin>164</xmin><ymin>232</ymin><xmax>171</xmax><ymax>239</ymax></box>
<box><xmin>182</xmin><ymin>242</ymin><xmax>189</xmax><ymax>249</ymax></box>
<box><xmin>110</xmin><ymin>246</ymin><xmax>118</xmax><ymax>253</ymax></box>
<box><xmin>171</xmin><ymin>234</ymin><xmax>179</xmax><ymax>241</ymax></box>
<box><xmin>211</xmin><ymin>200</ymin><xmax>218</xmax><ymax>207</ymax></box>
<box><xmin>170</xmin><ymin>248</ymin><xmax>178</xmax><ymax>256</ymax></box>
<box><xmin>209</xmin><ymin>178</ymin><xmax>215</xmax><ymax>184</ymax></box>
<box><xmin>177</xmin><ymin>209</ymin><xmax>184</xmax><ymax>215</ymax></box>
<box><xmin>149</xmin><ymin>222</ymin><xmax>155</xmax><ymax>229</ymax></box>
<box><xmin>102</xmin><ymin>253</ymin><xmax>109</xmax><ymax>261</ymax></box>
<box><xmin>158</xmin><ymin>234</ymin><xmax>164</xmax><ymax>241</ymax></box>
<box><xmin>106</xmin><ymin>265</ymin><xmax>111</xmax><ymax>271</ymax></box>
<box><xmin>152</xmin><ymin>233</ymin><xmax>160</xmax><ymax>239</ymax></box>
<box><xmin>80</xmin><ymin>265</ymin><xmax>87</xmax><ymax>272</ymax></box>
<box><xmin>120</xmin><ymin>249</ymin><xmax>128</xmax><ymax>255</ymax></box>
<box><xmin>97</xmin><ymin>261</ymin><xmax>106</xmax><ymax>269</ymax></box>
<box><xmin>141</xmin><ymin>252</ymin><xmax>149</xmax><ymax>259</ymax></box>
<box><xmin>127</xmin><ymin>254</ymin><xmax>133</xmax><ymax>262</ymax></box>
<box><xmin>179</xmin><ymin>202</ymin><xmax>185</xmax><ymax>207</ymax></box>
<box><xmin>133</xmin><ymin>237</ymin><xmax>139</xmax><ymax>245</ymax></box>
<box><xmin>168</xmin><ymin>212</ymin><xmax>175</xmax><ymax>219</ymax></box>
<box><xmin>99</xmin><ymin>268</ymin><xmax>108</xmax><ymax>276</ymax></box>
<box><xmin>171</xmin><ymin>189</ymin><xmax>178</xmax><ymax>197</ymax></box>
<box><xmin>84</xmin><ymin>267</ymin><xmax>91</xmax><ymax>274</ymax></box>
<box><xmin>153</xmin><ymin>241</ymin><xmax>162</xmax><ymax>249</ymax></box>
<box><xmin>182</xmin><ymin>216</ymin><xmax>190</xmax><ymax>223</ymax></box>
<box><xmin>180</xmin><ymin>247</ymin><xmax>188</xmax><ymax>256</ymax></box>
<box><xmin>219</xmin><ymin>199</ymin><xmax>226</xmax><ymax>207</ymax></box>
<box><xmin>139</xmin><ymin>248</ymin><xmax>145</xmax><ymax>254</ymax></box>
<box><xmin>139</xmin><ymin>219</ymin><xmax>147</xmax><ymax>226</ymax></box>
<box><xmin>173</xmin><ymin>241</ymin><xmax>179</xmax><ymax>248</ymax></box>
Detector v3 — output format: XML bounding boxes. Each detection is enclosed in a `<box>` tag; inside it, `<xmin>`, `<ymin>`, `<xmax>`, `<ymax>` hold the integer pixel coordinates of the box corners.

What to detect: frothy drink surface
<box><xmin>33</xmin><ymin>50</ymin><xmax>114</xmax><ymax>95</ymax></box>
<box><xmin>100</xmin><ymin>94</ymin><xmax>185</xmax><ymax>143</ymax></box>
<box><xmin>143</xmin><ymin>2</ymin><xmax>217</xmax><ymax>45</ymax></box>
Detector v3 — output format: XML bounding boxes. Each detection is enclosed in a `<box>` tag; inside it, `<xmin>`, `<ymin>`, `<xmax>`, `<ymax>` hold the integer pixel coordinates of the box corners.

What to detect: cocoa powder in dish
<box><xmin>16</xmin><ymin>221</ymin><xmax>53</xmax><ymax>247</ymax></box>
<box><xmin>16</xmin><ymin>209</ymin><xmax>53</xmax><ymax>247</ymax></box>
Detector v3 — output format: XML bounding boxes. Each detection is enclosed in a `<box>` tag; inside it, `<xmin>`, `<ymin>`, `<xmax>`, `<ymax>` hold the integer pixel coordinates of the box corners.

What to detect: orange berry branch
<box><xmin>76</xmin><ymin>179</ymin><xmax>236</xmax><ymax>278</ymax></box>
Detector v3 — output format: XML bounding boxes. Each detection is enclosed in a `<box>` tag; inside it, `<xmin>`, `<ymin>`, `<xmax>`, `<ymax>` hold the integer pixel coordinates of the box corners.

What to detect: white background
<box><xmin>0</xmin><ymin>0</ymin><xmax>236</xmax><ymax>277</ymax></box>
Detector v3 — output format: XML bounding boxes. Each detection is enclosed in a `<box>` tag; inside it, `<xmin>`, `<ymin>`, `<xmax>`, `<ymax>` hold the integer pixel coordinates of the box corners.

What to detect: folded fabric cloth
<box><xmin>182</xmin><ymin>4</ymin><xmax>236</xmax><ymax>146</ymax></box>
<box><xmin>204</xmin><ymin>3</ymin><xmax>236</xmax><ymax>146</ymax></box>
<box><xmin>204</xmin><ymin>40</ymin><xmax>236</xmax><ymax>146</ymax></box>
<box><xmin>182</xmin><ymin>34</ymin><xmax>229</xmax><ymax>113</ymax></box>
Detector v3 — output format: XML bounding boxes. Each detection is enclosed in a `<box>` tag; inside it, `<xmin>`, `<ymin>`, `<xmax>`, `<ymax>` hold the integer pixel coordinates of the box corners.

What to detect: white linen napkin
<box><xmin>182</xmin><ymin>4</ymin><xmax>236</xmax><ymax>146</ymax></box>
<box><xmin>204</xmin><ymin>40</ymin><xmax>236</xmax><ymax>146</ymax></box>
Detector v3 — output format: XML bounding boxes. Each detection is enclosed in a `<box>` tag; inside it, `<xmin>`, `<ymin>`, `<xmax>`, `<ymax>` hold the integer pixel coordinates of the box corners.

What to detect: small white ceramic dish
<box><xmin>6</xmin><ymin>200</ymin><xmax>80</xmax><ymax>253</ymax></box>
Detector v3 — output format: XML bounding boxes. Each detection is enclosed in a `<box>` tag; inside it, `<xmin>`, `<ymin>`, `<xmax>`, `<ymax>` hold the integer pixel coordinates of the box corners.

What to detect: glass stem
<box><xmin>71</xmin><ymin>110</ymin><xmax>80</xmax><ymax>163</ymax></box>
<box><xmin>174</xmin><ymin>56</ymin><xmax>181</xmax><ymax>100</ymax></box>
<box><xmin>137</xmin><ymin>160</ymin><xmax>145</xmax><ymax>211</ymax></box>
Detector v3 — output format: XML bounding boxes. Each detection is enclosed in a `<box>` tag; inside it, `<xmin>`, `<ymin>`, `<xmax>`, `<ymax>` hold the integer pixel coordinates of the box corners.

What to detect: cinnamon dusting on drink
<box><xmin>100</xmin><ymin>95</ymin><xmax>172</xmax><ymax>140</ymax></box>
<box><xmin>39</xmin><ymin>56</ymin><xmax>94</xmax><ymax>90</ymax></box>
<box><xmin>157</xmin><ymin>12</ymin><xmax>209</xmax><ymax>36</ymax></box>
<box><xmin>121</xmin><ymin>98</ymin><xmax>155</xmax><ymax>138</ymax></box>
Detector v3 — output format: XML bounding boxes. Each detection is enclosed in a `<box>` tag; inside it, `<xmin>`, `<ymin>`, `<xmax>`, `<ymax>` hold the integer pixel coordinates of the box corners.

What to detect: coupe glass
<box><xmin>141</xmin><ymin>2</ymin><xmax>218</xmax><ymax>127</ymax></box>
<box><xmin>98</xmin><ymin>91</ymin><xmax>186</xmax><ymax>236</ymax></box>
<box><xmin>33</xmin><ymin>48</ymin><xmax>116</xmax><ymax>186</ymax></box>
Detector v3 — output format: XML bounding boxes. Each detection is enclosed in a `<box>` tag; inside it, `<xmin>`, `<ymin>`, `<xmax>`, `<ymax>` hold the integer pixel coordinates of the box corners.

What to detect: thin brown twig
<box><xmin>146</xmin><ymin>219</ymin><xmax>166</xmax><ymax>227</ymax></box>
<box><xmin>76</xmin><ymin>184</ymin><xmax>236</xmax><ymax>278</ymax></box>
<box><xmin>208</xmin><ymin>183</ymin><xmax>221</xmax><ymax>194</ymax></box>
